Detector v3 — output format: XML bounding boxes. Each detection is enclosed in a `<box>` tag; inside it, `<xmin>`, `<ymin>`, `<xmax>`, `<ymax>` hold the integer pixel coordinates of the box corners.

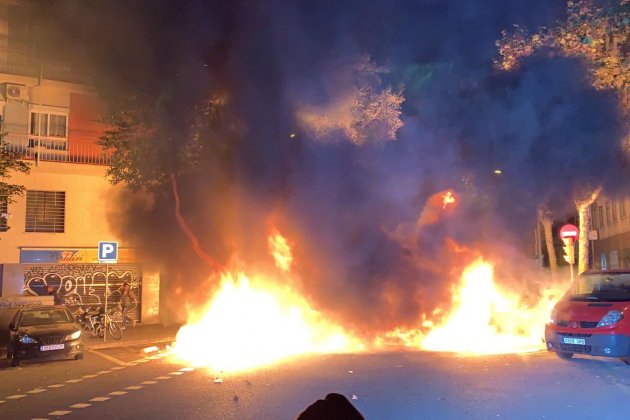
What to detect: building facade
<box><xmin>0</xmin><ymin>1</ymin><xmax>159</xmax><ymax>323</ymax></box>
<box><xmin>590</xmin><ymin>195</ymin><xmax>630</xmax><ymax>271</ymax></box>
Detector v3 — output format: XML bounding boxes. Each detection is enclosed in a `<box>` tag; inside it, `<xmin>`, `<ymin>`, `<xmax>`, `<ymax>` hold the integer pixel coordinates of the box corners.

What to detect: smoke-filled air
<box><xmin>42</xmin><ymin>0</ymin><xmax>630</xmax><ymax>370</ymax></box>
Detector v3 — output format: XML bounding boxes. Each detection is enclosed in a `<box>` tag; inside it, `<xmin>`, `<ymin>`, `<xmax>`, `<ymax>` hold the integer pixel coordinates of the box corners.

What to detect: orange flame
<box><xmin>421</xmin><ymin>260</ymin><xmax>564</xmax><ymax>354</ymax></box>
<box><xmin>441</xmin><ymin>190</ymin><xmax>456</xmax><ymax>208</ymax></box>
<box><xmin>268</xmin><ymin>229</ymin><xmax>293</xmax><ymax>272</ymax></box>
<box><xmin>172</xmin><ymin>272</ymin><xmax>359</xmax><ymax>372</ymax></box>
<box><xmin>172</xmin><ymin>229</ymin><xmax>360</xmax><ymax>372</ymax></box>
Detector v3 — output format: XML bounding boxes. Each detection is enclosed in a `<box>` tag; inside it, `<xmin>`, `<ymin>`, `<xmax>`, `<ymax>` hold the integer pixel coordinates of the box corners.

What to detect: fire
<box><xmin>173</xmin><ymin>272</ymin><xmax>357</xmax><ymax>372</ymax></box>
<box><xmin>172</xmin><ymin>229</ymin><xmax>359</xmax><ymax>373</ymax></box>
<box><xmin>442</xmin><ymin>190</ymin><xmax>456</xmax><ymax>208</ymax></box>
<box><xmin>421</xmin><ymin>260</ymin><xmax>563</xmax><ymax>354</ymax></box>
<box><xmin>268</xmin><ymin>228</ymin><xmax>293</xmax><ymax>272</ymax></box>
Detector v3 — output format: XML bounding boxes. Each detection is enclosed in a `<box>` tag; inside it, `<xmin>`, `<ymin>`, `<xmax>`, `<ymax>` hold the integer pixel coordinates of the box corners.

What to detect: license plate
<box><xmin>40</xmin><ymin>344</ymin><xmax>64</xmax><ymax>351</ymax></box>
<box><xmin>562</xmin><ymin>337</ymin><xmax>586</xmax><ymax>345</ymax></box>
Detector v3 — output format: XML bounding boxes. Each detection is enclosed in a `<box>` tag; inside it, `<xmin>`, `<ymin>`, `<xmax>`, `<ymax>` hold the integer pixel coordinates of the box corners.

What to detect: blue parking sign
<box><xmin>98</xmin><ymin>241</ymin><xmax>119</xmax><ymax>263</ymax></box>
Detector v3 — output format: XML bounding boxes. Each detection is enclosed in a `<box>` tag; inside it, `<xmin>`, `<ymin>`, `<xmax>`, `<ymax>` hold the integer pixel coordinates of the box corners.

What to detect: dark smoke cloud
<box><xmin>45</xmin><ymin>0</ymin><xmax>629</xmax><ymax>333</ymax></box>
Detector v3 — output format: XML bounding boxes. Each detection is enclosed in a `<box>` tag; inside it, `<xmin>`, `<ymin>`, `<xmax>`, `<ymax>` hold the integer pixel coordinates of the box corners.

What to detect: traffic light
<box><xmin>562</xmin><ymin>238</ymin><xmax>575</xmax><ymax>264</ymax></box>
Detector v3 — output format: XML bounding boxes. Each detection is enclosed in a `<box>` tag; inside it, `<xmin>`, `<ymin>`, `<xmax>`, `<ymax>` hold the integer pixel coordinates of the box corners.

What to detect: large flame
<box><xmin>172</xmin><ymin>229</ymin><xmax>359</xmax><ymax>373</ymax></box>
<box><xmin>421</xmin><ymin>259</ymin><xmax>563</xmax><ymax>354</ymax></box>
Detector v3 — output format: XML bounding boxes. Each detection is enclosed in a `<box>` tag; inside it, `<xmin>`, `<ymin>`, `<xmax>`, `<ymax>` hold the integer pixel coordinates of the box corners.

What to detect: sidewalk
<box><xmin>86</xmin><ymin>323</ymin><xmax>181</xmax><ymax>350</ymax></box>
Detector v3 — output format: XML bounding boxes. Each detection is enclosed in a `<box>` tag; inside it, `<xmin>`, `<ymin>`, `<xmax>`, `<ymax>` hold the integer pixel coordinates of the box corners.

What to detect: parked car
<box><xmin>7</xmin><ymin>305</ymin><xmax>84</xmax><ymax>366</ymax></box>
<box><xmin>545</xmin><ymin>270</ymin><xmax>630</xmax><ymax>362</ymax></box>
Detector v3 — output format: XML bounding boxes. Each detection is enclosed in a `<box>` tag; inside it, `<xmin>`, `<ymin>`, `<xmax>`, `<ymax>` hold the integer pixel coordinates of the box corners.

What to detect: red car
<box><xmin>545</xmin><ymin>270</ymin><xmax>630</xmax><ymax>361</ymax></box>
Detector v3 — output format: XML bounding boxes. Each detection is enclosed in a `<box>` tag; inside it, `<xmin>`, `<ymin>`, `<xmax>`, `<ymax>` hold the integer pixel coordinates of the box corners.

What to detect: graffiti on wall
<box><xmin>22</xmin><ymin>264</ymin><xmax>141</xmax><ymax>315</ymax></box>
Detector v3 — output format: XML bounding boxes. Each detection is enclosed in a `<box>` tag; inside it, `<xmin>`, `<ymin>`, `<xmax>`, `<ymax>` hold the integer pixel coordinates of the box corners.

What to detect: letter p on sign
<box><xmin>98</xmin><ymin>241</ymin><xmax>119</xmax><ymax>263</ymax></box>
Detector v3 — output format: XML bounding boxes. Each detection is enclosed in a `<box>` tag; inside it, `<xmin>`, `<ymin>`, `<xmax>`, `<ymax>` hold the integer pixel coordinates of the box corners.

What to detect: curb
<box><xmin>86</xmin><ymin>336</ymin><xmax>176</xmax><ymax>351</ymax></box>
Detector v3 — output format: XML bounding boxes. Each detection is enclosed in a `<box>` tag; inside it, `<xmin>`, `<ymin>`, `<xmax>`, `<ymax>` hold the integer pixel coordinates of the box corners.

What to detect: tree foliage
<box><xmin>0</xmin><ymin>147</ymin><xmax>30</xmax><ymax>201</ymax></box>
<box><xmin>297</xmin><ymin>55</ymin><xmax>405</xmax><ymax>145</ymax></box>
<box><xmin>98</xmin><ymin>94</ymin><xmax>227</xmax><ymax>192</ymax></box>
<box><xmin>496</xmin><ymin>0</ymin><xmax>630</xmax><ymax>95</ymax></box>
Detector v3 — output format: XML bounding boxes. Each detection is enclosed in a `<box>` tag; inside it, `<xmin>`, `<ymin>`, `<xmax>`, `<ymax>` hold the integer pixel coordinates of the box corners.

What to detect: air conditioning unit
<box><xmin>3</xmin><ymin>83</ymin><xmax>29</xmax><ymax>101</ymax></box>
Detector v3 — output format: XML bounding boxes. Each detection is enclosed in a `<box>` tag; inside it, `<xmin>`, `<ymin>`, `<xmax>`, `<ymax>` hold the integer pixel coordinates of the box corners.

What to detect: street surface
<box><xmin>2</xmin><ymin>345</ymin><xmax>630</xmax><ymax>419</ymax></box>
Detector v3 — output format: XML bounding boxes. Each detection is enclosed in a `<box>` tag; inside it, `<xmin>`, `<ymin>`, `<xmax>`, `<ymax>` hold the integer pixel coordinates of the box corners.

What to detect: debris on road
<box><xmin>233</xmin><ymin>394</ymin><xmax>239</xmax><ymax>402</ymax></box>
<box><xmin>348</xmin><ymin>370</ymin><xmax>354</xmax><ymax>374</ymax></box>
<box><xmin>142</xmin><ymin>345</ymin><xmax>159</xmax><ymax>354</ymax></box>
<box><xmin>214</xmin><ymin>378</ymin><xmax>223</xmax><ymax>384</ymax></box>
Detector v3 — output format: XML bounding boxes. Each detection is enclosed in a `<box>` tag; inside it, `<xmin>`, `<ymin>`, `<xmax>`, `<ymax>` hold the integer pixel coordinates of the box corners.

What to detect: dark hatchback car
<box><xmin>7</xmin><ymin>305</ymin><xmax>84</xmax><ymax>366</ymax></box>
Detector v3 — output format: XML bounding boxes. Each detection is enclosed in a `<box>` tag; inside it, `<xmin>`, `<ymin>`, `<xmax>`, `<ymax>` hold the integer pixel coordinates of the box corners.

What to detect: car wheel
<box><xmin>75</xmin><ymin>353</ymin><xmax>84</xmax><ymax>361</ymax></box>
<box><xmin>556</xmin><ymin>352</ymin><xmax>574</xmax><ymax>360</ymax></box>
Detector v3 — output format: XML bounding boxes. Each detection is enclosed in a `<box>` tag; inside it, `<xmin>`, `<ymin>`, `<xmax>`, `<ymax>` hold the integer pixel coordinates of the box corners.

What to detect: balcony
<box><xmin>2</xmin><ymin>133</ymin><xmax>111</xmax><ymax>165</ymax></box>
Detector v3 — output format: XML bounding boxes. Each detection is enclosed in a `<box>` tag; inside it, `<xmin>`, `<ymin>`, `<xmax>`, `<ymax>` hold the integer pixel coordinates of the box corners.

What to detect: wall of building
<box><xmin>591</xmin><ymin>194</ymin><xmax>630</xmax><ymax>270</ymax></box>
<box><xmin>0</xmin><ymin>162</ymin><xmax>121</xmax><ymax>261</ymax></box>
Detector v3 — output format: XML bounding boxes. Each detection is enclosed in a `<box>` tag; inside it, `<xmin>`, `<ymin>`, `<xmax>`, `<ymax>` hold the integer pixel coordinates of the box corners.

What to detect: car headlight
<box><xmin>597</xmin><ymin>310</ymin><xmax>624</xmax><ymax>328</ymax></box>
<box><xmin>19</xmin><ymin>335</ymin><xmax>37</xmax><ymax>344</ymax></box>
<box><xmin>64</xmin><ymin>330</ymin><xmax>81</xmax><ymax>341</ymax></box>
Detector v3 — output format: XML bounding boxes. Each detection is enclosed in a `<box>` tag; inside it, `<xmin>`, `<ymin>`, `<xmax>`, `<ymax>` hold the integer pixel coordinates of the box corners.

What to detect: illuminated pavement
<box><xmin>2</xmin><ymin>347</ymin><xmax>630</xmax><ymax>419</ymax></box>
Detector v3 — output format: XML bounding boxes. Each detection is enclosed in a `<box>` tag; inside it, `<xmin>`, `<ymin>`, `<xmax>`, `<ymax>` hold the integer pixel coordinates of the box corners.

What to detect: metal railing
<box><xmin>2</xmin><ymin>133</ymin><xmax>111</xmax><ymax>165</ymax></box>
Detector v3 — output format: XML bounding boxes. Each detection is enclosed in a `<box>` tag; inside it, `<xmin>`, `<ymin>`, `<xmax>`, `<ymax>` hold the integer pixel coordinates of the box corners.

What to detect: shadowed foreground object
<box><xmin>297</xmin><ymin>393</ymin><xmax>364</xmax><ymax>420</ymax></box>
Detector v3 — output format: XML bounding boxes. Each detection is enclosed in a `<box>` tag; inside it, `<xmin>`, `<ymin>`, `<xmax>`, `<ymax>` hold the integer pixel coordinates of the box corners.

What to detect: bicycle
<box><xmin>76</xmin><ymin>306</ymin><xmax>123</xmax><ymax>340</ymax></box>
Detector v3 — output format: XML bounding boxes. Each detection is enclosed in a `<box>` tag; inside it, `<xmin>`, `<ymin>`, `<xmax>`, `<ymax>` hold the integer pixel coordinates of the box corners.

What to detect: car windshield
<box><xmin>571</xmin><ymin>273</ymin><xmax>630</xmax><ymax>302</ymax></box>
<box><xmin>20</xmin><ymin>308</ymin><xmax>73</xmax><ymax>326</ymax></box>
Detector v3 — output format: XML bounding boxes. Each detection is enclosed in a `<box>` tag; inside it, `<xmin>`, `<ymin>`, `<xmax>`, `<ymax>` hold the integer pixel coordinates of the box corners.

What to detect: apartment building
<box><xmin>590</xmin><ymin>195</ymin><xmax>630</xmax><ymax>270</ymax></box>
<box><xmin>0</xmin><ymin>1</ymin><xmax>159</xmax><ymax>323</ymax></box>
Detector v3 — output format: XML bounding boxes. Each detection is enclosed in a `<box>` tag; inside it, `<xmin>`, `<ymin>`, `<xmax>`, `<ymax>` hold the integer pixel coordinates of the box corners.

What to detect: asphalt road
<box><xmin>2</xmin><ymin>346</ymin><xmax>630</xmax><ymax>419</ymax></box>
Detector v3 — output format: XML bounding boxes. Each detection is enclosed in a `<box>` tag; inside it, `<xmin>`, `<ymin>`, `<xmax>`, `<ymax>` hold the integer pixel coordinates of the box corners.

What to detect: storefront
<box><xmin>0</xmin><ymin>248</ymin><xmax>156</xmax><ymax>324</ymax></box>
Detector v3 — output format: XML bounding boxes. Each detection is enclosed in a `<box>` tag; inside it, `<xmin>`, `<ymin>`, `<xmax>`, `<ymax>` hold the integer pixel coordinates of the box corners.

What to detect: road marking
<box><xmin>155</xmin><ymin>376</ymin><xmax>171</xmax><ymax>380</ymax></box>
<box><xmin>180</xmin><ymin>367</ymin><xmax>194</xmax><ymax>372</ymax></box>
<box><xmin>109</xmin><ymin>391</ymin><xmax>127</xmax><ymax>396</ymax></box>
<box><xmin>48</xmin><ymin>411</ymin><xmax>71</xmax><ymax>416</ymax></box>
<box><xmin>87</xmin><ymin>349</ymin><xmax>130</xmax><ymax>367</ymax></box>
<box><xmin>89</xmin><ymin>397</ymin><xmax>110</xmax><ymax>402</ymax></box>
<box><xmin>0</xmin><ymin>400</ymin><xmax>5</xmax><ymax>404</ymax></box>
<box><xmin>48</xmin><ymin>384</ymin><xmax>65</xmax><ymax>388</ymax></box>
<box><xmin>31</xmin><ymin>418</ymin><xmax>48</xmax><ymax>420</ymax></box>
<box><xmin>7</xmin><ymin>394</ymin><xmax>27</xmax><ymax>399</ymax></box>
<box><xmin>82</xmin><ymin>374</ymin><xmax>98</xmax><ymax>379</ymax></box>
<box><xmin>97</xmin><ymin>370</ymin><xmax>111</xmax><ymax>374</ymax></box>
<box><xmin>169</xmin><ymin>371</ymin><xmax>184</xmax><ymax>375</ymax></box>
<box><xmin>28</xmin><ymin>389</ymin><xmax>47</xmax><ymax>394</ymax></box>
<box><xmin>141</xmin><ymin>381</ymin><xmax>157</xmax><ymax>385</ymax></box>
<box><xmin>111</xmin><ymin>366</ymin><xmax>126</xmax><ymax>370</ymax></box>
<box><xmin>70</xmin><ymin>403</ymin><xmax>91</xmax><ymax>409</ymax></box>
<box><xmin>125</xmin><ymin>386</ymin><xmax>143</xmax><ymax>390</ymax></box>
<box><xmin>66</xmin><ymin>379</ymin><xmax>83</xmax><ymax>383</ymax></box>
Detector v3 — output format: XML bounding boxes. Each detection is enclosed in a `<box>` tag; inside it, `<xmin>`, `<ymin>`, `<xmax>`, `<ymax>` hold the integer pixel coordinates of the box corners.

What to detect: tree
<box><xmin>98</xmin><ymin>93</ymin><xmax>226</xmax><ymax>269</ymax></box>
<box><xmin>538</xmin><ymin>208</ymin><xmax>558</xmax><ymax>275</ymax></box>
<box><xmin>497</xmin><ymin>0</ymin><xmax>630</xmax><ymax>272</ymax></box>
<box><xmin>0</xmin><ymin>145</ymin><xmax>31</xmax><ymax>230</ymax></box>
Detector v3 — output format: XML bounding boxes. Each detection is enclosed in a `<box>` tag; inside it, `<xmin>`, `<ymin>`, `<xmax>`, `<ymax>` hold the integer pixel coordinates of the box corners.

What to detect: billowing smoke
<box><xmin>44</xmin><ymin>0</ymin><xmax>629</xmax><ymax>334</ymax></box>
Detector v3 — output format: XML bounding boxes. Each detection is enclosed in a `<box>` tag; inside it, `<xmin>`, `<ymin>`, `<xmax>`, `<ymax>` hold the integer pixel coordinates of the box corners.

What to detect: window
<box><xmin>591</xmin><ymin>205</ymin><xmax>598</xmax><ymax>229</ymax></box>
<box><xmin>598</xmin><ymin>205</ymin><xmax>604</xmax><ymax>227</ymax></box>
<box><xmin>0</xmin><ymin>196</ymin><xmax>7</xmax><ymax>232</ymax></box>
<box><xmin>30</xmin><ymin>112</ymin><xmax>67</xmax><ymax>137</ymax></box>
<box><xmin>29</xmin><ymin>111</ymin><xmax>68</xmax><ymax>150</ymax></box>
<box><xmin>25</xmin><ymin>190</ymin><xmax>65</xmax><ymax>233</ymax></box>
<box><xmin>621</xmin><ymin>200</ymin><xmax>627</xmax><ymax>219</ymax></box>
<box><xmin>613</xmin><ymin>200</ymin><xmax>618</xmax><ymax>223</ymax></box>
